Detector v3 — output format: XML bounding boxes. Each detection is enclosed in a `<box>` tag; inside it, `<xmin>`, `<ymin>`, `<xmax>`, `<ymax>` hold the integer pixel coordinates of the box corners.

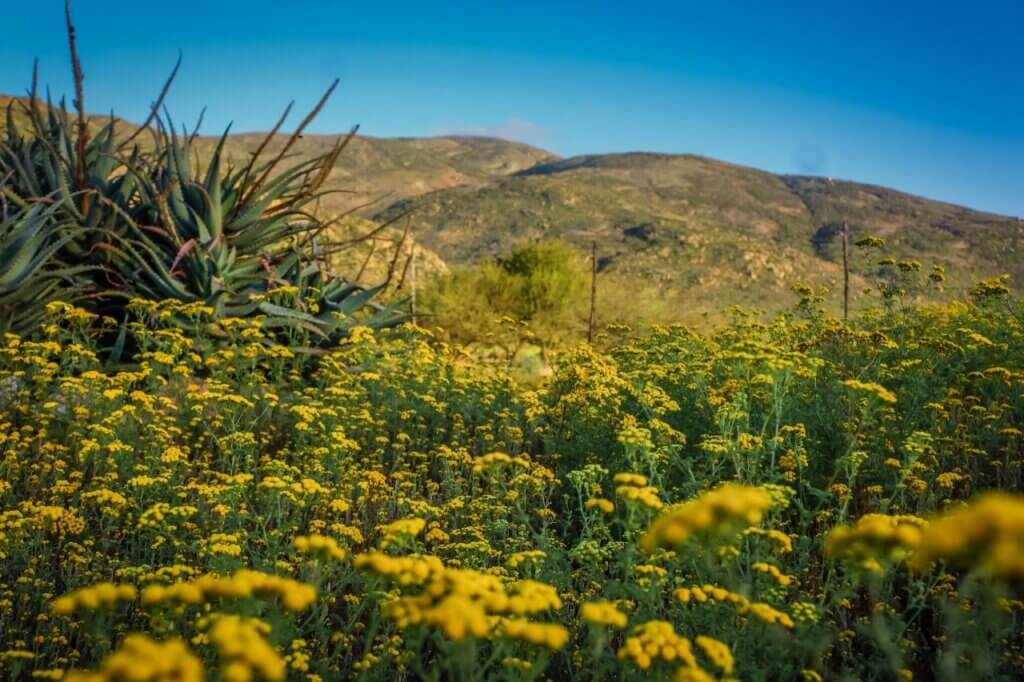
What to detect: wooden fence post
<box><xmin>588</xmin><ymin>241</ymin><xmax>597</xmax><ymax>343</ymax></box>
<box><xmin>411</xmin><ymin>246</ymin><xmax>418</xmax><ymax>326</ymax></box>
<box><xmin>842</xmin><ymin>222</ymin><xmax>849</xmax><ymax>321</ymax></box>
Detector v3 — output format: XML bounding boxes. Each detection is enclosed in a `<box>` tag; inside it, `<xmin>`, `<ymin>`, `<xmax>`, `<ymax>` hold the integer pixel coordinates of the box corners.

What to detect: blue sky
<box><xmin>1</xmin><ymin>1</ymin><xmax>1022</xmax><ymax>216</ymax></box>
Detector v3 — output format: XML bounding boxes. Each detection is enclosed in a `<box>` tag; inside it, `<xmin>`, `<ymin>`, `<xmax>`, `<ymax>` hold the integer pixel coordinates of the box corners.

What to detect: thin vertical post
<box><xmin>588</xmin><ymin>241</ymin><xmax>597</xmax><ymax>343</ymax></box>
<box><xmin>410</xmin><ymin>246</ymin><xmax>418</xmax><ymax>326</ymax></box>
<box><xmin>841</xmin><ymin>222</ymin><xmax>849</xmax><ymax>321</ymax></box>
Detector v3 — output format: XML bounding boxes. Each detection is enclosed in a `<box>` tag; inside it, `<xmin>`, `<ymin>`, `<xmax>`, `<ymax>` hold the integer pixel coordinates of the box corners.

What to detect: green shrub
<box><xmin>496</xmin><ymin>239</ymin><xmax>588</xmax><ymax>319</ymax></box>
<box><xmin>423</xmin><ymin>239</ymin><xmax>588</xmax><ymax>345</ymax></box>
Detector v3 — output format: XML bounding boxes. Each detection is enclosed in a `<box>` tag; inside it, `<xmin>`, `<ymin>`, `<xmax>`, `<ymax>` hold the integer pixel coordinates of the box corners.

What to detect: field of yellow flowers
<box><xmin>1</xmin><ymin>287</ymin><xmax>1023</xmax><ymax>681</ymax></box>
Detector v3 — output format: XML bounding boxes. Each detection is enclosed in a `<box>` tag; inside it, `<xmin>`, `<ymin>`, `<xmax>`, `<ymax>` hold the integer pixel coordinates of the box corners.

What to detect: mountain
<box><xmin>374</xmin><ymin>152</ymin><xmax>1023</xmax><ymax>315</ymax></box>
<box><xmin>3</xmin><ymin>94</ymin><xmax>1021</xmax><ymax>318</ymax></box>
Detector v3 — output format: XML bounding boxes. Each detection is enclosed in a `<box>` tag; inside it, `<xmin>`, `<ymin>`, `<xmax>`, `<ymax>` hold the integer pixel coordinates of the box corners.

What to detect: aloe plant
<box><xmin>106</xmin><ymin>112</ymin><xmax>335</xmax><ymax>302</ymax></box>
<box><xmin>97</xmin><ymin>100</ymin><xmax>405</xmax><ymax>344</ymax></box>
<box><xmin>0</xmin><ymin>202</ymin><xmax>91</xmax><ymax>334</ymax></box>
<box><xmin>0</xmin><ymin>9</ymin><xmax>406</xmax><ymax>349</ymax></box>
<box><xmin>0</xmin><ymin>89</ymin><xmax>157</xmax><ymax>303</ymax></box>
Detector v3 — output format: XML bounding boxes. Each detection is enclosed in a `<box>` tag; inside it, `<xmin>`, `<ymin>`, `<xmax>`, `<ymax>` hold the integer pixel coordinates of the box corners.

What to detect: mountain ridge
<box><xmin>373</xmin><ymin>148</ymin><xmax>1022</xmax><ymax>317</ymax></box>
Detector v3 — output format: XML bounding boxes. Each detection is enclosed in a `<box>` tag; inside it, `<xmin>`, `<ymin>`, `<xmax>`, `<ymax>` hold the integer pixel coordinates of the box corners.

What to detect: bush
<box><xmin>496</xmin><ymin>239</ymin><xmax>588</xmax><ymax>319</ymax></box>
<box><xmin>422</xmin><ymin>239</ymin><xmax>587</xmax><ymax>346</ymax></box>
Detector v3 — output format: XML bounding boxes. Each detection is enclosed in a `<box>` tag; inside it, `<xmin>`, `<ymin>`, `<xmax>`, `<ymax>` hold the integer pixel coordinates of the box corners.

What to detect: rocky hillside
<box><xmin>375</xmin><ymin>152</ymin><xmax>1023</xmax><ymax>314</ymax></box>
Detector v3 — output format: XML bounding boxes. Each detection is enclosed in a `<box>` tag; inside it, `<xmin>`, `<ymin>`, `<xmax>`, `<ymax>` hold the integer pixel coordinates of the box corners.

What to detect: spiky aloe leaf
<box><xmin>0</xmin><ymin>202</ymin><xmax>89</xmax><ymax>335</ymax></box>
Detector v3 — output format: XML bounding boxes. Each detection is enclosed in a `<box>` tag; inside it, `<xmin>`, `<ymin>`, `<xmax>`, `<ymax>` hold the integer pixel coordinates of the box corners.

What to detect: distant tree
<box><xmin>497</xmin><ymin>240</ymin><xmax>588</xmax><ymax>320</ymax></box>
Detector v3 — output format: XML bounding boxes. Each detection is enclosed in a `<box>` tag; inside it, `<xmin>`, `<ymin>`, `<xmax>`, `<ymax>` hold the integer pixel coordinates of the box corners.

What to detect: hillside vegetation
<box><xmin>2</xmin><ymin>283</ymin><xmax>1023</xmax><ymax>681</ymax></box>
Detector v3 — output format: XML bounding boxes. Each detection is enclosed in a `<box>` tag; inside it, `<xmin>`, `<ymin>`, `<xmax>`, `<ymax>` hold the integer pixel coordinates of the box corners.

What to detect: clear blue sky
<box><xmin>2</xmin><ymin>1</ymin><xmax>1022</xmax><ymax>216</ymax></box>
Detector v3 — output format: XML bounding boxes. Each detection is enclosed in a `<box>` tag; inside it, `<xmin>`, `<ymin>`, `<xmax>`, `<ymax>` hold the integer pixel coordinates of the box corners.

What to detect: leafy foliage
<box><xmin>422</xmin><ymin>239</ymin><xmax>588</xmax><ymax>346</ymax></box>
<box><xmin>0</xmin><ymin>202</ymin><xmax>90</xmax><ymax>334</ymax></box>
<box><xmin>0</xmin><ymin>71</ymin><xmax>402</xmax><ymax>352</ymax></box>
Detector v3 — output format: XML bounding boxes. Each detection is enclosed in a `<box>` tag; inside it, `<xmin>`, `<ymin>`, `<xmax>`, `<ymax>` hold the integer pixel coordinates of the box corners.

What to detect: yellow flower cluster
<box><xmin>354</xmin><ymin>552</ymin><xmax>444</xmax><ymax>585</ymax></box>
<box><xmin>584</xmin><ymin>497</ymin><xmax>615</xmax><ymax>513</ymax></box>
<box><xmin>51</xmin><ymin>583</ymin><xmax>138</xmax><ymax>616</ymax></box>
<box><xmin>634</xmin><ymin>563</ymin><xmax>669</xmax><ymax>587</ymax></box>
<box><xmin>137</xmin><ymin>503</ymin><xmax>197</xmax><ymax>529</ymax></box>
<box><xmin>910</xmin><ymin>493</ymin><xmax>1024</xmax><ymax>580</ymax></box>
<box><xmin>675</xmin><ymin>585</ymin><xmax>795</xmax><ymax>628</ymax></box>
<box><xmin>643</xmin><ymin>484</ymin><xmax>774</xmax><ymax>552</ymax></box>
<box><xmin>140</xmin><ymin>570</ymin><xmax>316</xmax><ymax>611</ymax></box>
<box><xmin>618</xmin><ymin>620</ymin><xmax>699</xmax><ymax>671</ymax></box>
<box><xmin>361</xmin><ymin>552</ymin><xmax>563</xmax><ymax>645</ymax></box>
<box><xmin>497</xmin><ymin>618</ymin><xmax>570</xmax><ymax>650</ymax></box>
<box><xmin>746</xmin><ymin>602</ymin><xmax>796</xmax><ymax>629</ymax></box>
<box><xmin>472</xmin><ymin>452</ymin><xmax>531</xmax><ymax>474</ymax></box>
<box><xmin>63</xmin><ymin>635</ymin><xmax>203</xmax><ymax>682</ymax></box>
<box><xmin>744</xmin><ymin>527</ymin><xmax>793</xmax><ymax>554</ymax></box>
<box><xmin>20</xmin><ymin>503</ymin><xmax>86</xmax><ymax>535</ymax></box>
<box><xmin>386</xmin><ymin>577</ymin><xmax>493</xmax><ymax>640</ymax></box>
<box><xmin>695</xmin><ymin>635</ymin><xmax>735</xmax><ymax>675</ymax></box>
<box><xmin>0</xmin><ymin>650</ymin><xmax>33</xmax><ymax>662</ymax></box>
<box><xmin>293</xmin><ymin>534</ymin><xmax>347</xmax><ymax>561</ymax></box>
<box><xmin>506</xmin><ymin>580</ymin><xmax>563</xmax><ymax>613</ymax></box>
<box><xmin>507</xmin><ymin>549</ymin><xmax>546</xmax><ymax>568</ymax></box>
<box><xmin>378</xmin><ymin>517</ymin><xmax>426</xmax><ymax>548</ymax></box>
<box><xmin>825</xmin><ymin>514</ymin><xmax>927</xmax><ymax>573</ymax></box>
<box><xmin>204</xmin><ymin>532</ymin><xmax>244</xmax><ymax>557</ymax></box>
<box><xmin>674</xmin><ymin>668</ymin><xmax>718</xmax><ymax>682</ymax></box>
<box><xmin>80</xmin><ymin>489</ymin><xmax>129</xmax><ymax>510</ymax></box>
<box><xmin>616</xmin><ymin>474</ymin><xmax>664</xmax><ymax>510</ymax></box>
<box><xmin>751</xmin><ymin>562</ymin><xmax>795</xmax><ymax>587</ymax></box>
<box><xmin>841</xmin><ymin>378</ymin><xmax>898</xmax><ymax>404</ymax></box>
<box><xmin>207</xmin><ymin>614</ymin><xmax>286</xmax><ymax>682</ymax></box>
<box><xmin>580</xmin><ymin>600</ymin><xmax>628</xmax><ymax>628</ymax></box>
<box><xmin>617</xmin><ymin>422</ymin><xmax>656</xmax><ymax>450</ymax></box>
<box><xmin>613</xmin><ymin>472</ymin><xmax>648</xmax><ymax>486</ymax></box>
